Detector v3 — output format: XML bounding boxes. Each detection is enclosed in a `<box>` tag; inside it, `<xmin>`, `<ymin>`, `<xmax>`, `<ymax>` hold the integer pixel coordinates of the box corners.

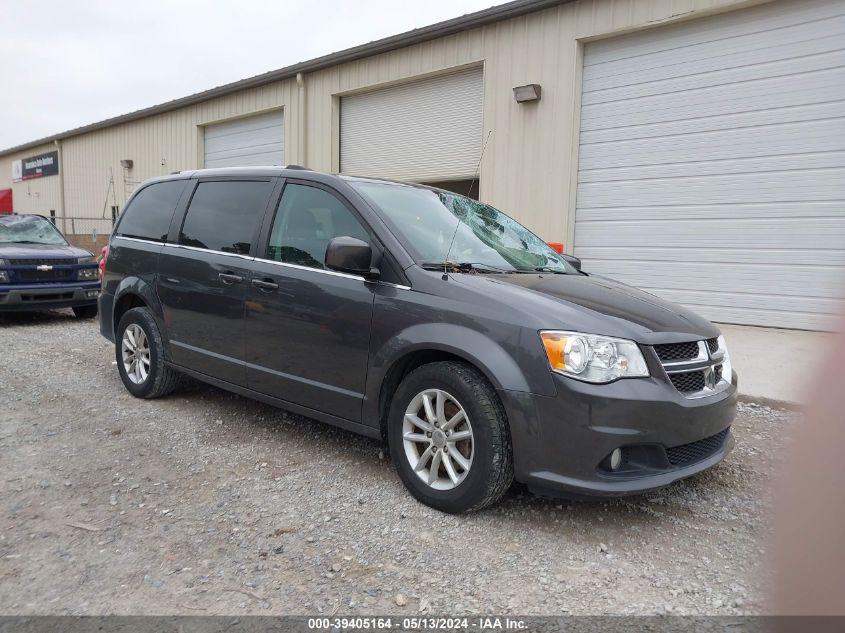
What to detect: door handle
<box><xmin>218</xmin><ymin>272</ymin><xmax>243</xmax><ymax>285</ymax></box>
<box><xmin>251</xmin><ymin>278</ymin><xmax>279</xmax><ymax>291</ymax></box>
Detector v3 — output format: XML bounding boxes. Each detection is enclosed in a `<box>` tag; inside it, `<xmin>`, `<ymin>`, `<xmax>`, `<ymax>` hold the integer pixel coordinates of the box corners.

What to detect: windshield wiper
<box><xmin>529</xmin><ymin>266</ymin><xmax>567</xmax><ymax>274</ymax></box>
<box><xmin>421</xmin><ymin>261</ymin><xmax>516</xmax><ymax>274</ymax></box>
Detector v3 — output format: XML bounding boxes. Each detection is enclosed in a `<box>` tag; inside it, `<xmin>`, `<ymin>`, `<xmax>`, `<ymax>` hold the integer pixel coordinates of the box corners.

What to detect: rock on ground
<box><xmin>0</xmin><ymin>311</ymin><xmax>794</xmax><ymax>615</ymax></box>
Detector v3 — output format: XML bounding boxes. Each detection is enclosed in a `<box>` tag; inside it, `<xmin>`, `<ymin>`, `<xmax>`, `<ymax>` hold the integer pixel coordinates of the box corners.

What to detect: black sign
<box><xmin>21</xmin><ymin>150</ymin><xmax>59</xmax><ymax>180</ymax></box>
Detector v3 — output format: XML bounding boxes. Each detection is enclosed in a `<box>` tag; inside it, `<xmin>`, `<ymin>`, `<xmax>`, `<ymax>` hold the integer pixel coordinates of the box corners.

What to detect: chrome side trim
<box><xmin>114</xmin><ymin>236</ymin><xmax>412</xmax><ymax>289</ymax></box>
<box><xmin>112</xmin><ymin>235</ymin><xmax>164</xmax><ymax>247</ymax></box>
<box><xmin>163</xmin><ymin>242</ymin><xmax>254</xmax><ymax>261</ymax></box>
<box><xmin>253</xmin><ymin>257</ymin><xmax>365</xmax><ymax>281</ymax></box>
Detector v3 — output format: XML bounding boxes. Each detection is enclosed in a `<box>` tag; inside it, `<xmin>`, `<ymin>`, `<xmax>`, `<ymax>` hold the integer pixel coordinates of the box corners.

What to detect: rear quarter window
<box><xmin>116</xmin><ymin>180</ymin><xmax>187</xmax><ymax>242</ymax></box>
<box><xmin>178</xmin><ymin>180</ymin><xmax>273</xmax><ymax>255</ymax></box>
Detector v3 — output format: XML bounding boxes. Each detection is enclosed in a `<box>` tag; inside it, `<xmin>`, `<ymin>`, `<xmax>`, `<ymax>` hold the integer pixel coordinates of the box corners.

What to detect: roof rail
<box><xmin>284</xmin><ymin>164</ymin><xmax>310</xmax><ymax>170</ymax></box>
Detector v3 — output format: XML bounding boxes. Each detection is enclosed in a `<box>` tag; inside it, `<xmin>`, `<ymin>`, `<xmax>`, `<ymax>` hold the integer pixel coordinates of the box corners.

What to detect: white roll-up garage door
<box><xmin>574</xmin><ymin>0</ymin><xmax>845</xmax><ymax>330</ymax></box>
<box><xmin>340</xmin><ymin>67</ymin><xmax>483</xmax><ymax>182</ymax></box>
<box><xmin>204</xmin><ymin>110</ymin><xmax>285</xmax><ymax>168</ymax></box>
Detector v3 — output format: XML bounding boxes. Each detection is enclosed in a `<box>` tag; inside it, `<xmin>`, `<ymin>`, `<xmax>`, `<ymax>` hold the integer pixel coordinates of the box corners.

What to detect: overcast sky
<box><xmin>0</xmin><ymin>0</ymin><xmax>504</xmax><ymax>151</ymax></box>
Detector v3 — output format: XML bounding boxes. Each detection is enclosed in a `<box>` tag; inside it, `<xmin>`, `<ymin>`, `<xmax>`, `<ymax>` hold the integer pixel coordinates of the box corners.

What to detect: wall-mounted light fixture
<box><xmin>513</xmin><ymin>84</ymin><xmax>542</xmax><ymax>103</ymax></box>
<box><xmin>120</xmin><ymin>159</ymin><xmax>133</xmax><ymax>169</ymax></box>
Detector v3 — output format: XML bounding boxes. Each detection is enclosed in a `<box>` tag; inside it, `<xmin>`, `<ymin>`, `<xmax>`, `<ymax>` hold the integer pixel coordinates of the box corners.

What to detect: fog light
<box><xmin>85</xmin><ymin>290</ymin><xmax>100</xmax><ymax>298</ymax></box>
<box><xmin>609</xmin><ymin>448</ymin><xmax>623</xmax><ymax>471</ymax></box>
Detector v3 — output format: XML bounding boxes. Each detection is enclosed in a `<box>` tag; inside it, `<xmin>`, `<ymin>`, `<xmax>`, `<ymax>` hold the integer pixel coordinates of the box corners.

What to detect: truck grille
<box><xmin>15</xmin><ymin>269</ymin><xmax>75</xmax><ymax>282</ymax></box>
<box><xmin>8</xmin><ymin>258</ymin><xmax>72</xmax><ymax>266</ymax></box>
<box><xmin>653</xmin><ymin>341</ymin><xmax>699</xmax><ymax>362</ymax></box>
<box><xmin>668</xmin><ymin>370</ymin><xmax>706</xmax><ymax>393</ymax></box>
<box><xmin>666</xmin><ymin>428</ymin><xmax>730</xmax><ymax>467</ymax></box>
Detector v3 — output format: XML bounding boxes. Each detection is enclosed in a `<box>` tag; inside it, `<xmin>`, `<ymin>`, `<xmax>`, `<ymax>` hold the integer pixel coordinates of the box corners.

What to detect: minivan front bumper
<box><xmin>499</xmin><ymin>372</ymin><xmax>737</xmax><ymax>497</ymax></box>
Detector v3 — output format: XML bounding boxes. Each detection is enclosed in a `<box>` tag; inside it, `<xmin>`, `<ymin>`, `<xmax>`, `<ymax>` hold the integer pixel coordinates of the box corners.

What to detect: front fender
<box><xmin>363</xmin><ymin>322</ymin><xmax>550</xmax><ymax>428</ymax></box>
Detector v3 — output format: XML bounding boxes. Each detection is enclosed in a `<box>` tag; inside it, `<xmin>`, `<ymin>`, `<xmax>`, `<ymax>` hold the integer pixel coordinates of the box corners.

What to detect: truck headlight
<box><xmin>78</xmin><ymin>256</ymin><xmax>99</xmax><ymax>280</ymax></box>
<box><xmin>540</xmin><ymin>331</ymin><xmax>649</xmax><ymax>383</ymax></box>
<box><xmin>0</xmin><ymin>258</ymin><xmax>8</xmax><ymax>283</ymax></box>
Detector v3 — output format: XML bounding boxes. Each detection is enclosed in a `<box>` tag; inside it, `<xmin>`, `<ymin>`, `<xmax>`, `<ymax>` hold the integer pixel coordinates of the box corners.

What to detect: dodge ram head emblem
<box><xmin>36</xmin><ymin>265</ymin><xmax>53</xmax><ymax>271</ymax></box>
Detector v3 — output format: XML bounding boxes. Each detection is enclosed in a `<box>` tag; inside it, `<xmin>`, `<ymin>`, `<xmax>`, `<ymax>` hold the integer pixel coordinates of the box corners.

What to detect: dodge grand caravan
<box><xmin>99</xmin><ymin>167</ymin><xmax>736</xmax><ymax>513</ymax></box>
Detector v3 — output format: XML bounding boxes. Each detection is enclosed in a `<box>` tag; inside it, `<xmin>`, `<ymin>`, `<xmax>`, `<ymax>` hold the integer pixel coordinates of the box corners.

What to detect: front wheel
<box><xmin>115</xmin><ymin>307</ymin><xmax>181</xmax><ymax>398</ymax></box>
<box><xmin>387</xmin><ymin>361</ymin><xmax>513</xmax><ymax>513</ymax></box>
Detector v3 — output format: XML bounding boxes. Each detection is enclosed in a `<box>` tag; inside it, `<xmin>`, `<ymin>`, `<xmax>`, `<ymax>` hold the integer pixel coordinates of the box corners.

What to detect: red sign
<box><xmin>0</xmin><ymin>189</ymin><xmax>12</xmax><ymax>214</ymax></box>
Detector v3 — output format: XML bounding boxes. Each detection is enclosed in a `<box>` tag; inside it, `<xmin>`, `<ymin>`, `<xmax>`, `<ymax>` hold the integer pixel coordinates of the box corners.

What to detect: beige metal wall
<box><xmin>0</xmin><ymin>0</ymin><xmax>761</xmax><ymax>244</ymax></box>
<box><xmin>302</xmin><ymin>0</ymin><xmax>764</xmax><ymax>243</ymax></box>
<box><xmin>61</xmin><ymin>81</ymin><xmax>296</xmax><ymax>216</ymax></box>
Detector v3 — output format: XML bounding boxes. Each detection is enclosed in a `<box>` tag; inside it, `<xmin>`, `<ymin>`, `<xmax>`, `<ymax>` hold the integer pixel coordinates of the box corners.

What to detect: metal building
<box><xmin>1</xmin><ymin>0</ymin><xmax>843</xmax><ymax>330</ymax></box>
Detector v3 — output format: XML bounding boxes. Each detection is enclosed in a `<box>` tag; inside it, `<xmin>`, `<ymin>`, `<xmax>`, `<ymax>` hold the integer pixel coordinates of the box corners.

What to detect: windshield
<box><xmin>0</xmin><ymin>215</ymin><xmax>68</xmax><ymax>245</ymax></box>
<box><xmin>350</xmin><ymin>181</ymin><xmax>575</xmax><ymax>274</ymax></box>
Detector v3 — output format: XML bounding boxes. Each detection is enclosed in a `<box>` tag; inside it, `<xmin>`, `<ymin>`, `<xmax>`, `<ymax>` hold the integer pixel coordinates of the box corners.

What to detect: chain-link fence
<box><xmin>45</xmin><ymin>214</ymin><xmax>117</xmax><ymax>253</ymax></box>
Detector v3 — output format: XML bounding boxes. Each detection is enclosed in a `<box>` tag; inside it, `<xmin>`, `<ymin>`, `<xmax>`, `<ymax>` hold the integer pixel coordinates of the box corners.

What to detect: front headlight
<box><xmin>0</xmin><ymin>258</ymin><xmax>8</xmax><ymax>283</ymax></box>
<box><xmin>539</xmin><ymin>331</ymin><xmax>649</xmax><ymax>383</ymax></box>
<box><xmin>77</xmin><ymin>256</ymin><xmax>98</xmax><ymax>280</ymax></box>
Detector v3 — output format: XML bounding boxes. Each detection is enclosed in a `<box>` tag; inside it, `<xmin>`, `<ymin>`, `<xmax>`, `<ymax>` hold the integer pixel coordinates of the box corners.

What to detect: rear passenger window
<box><xmin>179</xmin><ymin>180</ymin><xmax>272</xmax><ymax>255</ymax></box>
<box><xmin>266</xmin><ymin>184</ymin><xmax>369</xmax><ymax>268</ymax></box>
<box><xmin>117</xmin><ymin>180</ymin><xmax>186</xmax><ymax>242</ymax></box>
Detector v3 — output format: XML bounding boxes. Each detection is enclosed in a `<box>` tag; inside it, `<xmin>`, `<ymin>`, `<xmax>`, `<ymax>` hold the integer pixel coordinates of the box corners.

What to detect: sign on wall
<box><xmin>12</xmin><ymin>150</ymin><xmax>59</xmax><ymax>181</ymax></box>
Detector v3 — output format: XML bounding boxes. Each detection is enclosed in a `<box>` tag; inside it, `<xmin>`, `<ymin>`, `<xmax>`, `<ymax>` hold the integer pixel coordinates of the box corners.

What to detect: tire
<box><xmin>387</xmin><ymin>361</ymin><xmax>513</xmax><ymax>513</ymax></box>
<box><xmin>115</xmin><ymin>307</ymin><xmax>181</xmax><ymax>399</ymax></box>
<box><xmin>73</xmin><ymin>304</ymin><xmax>98</xmax><ymax>319</ymax></box>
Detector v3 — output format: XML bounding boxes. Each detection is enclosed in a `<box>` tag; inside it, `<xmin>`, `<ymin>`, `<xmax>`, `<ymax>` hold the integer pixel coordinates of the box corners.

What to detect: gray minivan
<box><xmin>99</xmin><ymin>166</ymin><xmax>736</xmax><ymax>513</ymax></box>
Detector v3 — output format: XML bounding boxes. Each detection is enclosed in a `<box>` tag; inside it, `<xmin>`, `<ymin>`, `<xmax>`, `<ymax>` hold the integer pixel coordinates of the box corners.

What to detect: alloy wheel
<box><xmin>402</xmin><ymin>388</ymin><xmax>474</xmax><ymax>490</ymax></box>
<box><xmin>121</xmin><ymin>324</ymin><xmax>151</xmax><ymax>385</ymax></box>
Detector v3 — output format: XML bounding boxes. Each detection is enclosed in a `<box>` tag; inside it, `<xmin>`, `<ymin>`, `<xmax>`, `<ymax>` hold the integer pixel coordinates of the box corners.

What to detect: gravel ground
<box><xmin>0</xmin><ymin>311</ymin><xmax>796</xmax><ymax>616</ymax></box>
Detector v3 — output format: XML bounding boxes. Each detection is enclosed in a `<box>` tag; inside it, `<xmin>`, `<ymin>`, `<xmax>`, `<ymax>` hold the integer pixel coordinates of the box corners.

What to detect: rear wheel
<box><xmin>73</xmin><ymin>304</ymin><xmax>98</xmax><ymax>319</ymax></box>
<box><xmin>387</xmin><ymin>361</ymin><xmax>513</xmax><ymax>513</ymax></box>
<box><xmin>115</xmin><ymin>307</ymin><xmax>181</xmax><ymax>398</ymax></box>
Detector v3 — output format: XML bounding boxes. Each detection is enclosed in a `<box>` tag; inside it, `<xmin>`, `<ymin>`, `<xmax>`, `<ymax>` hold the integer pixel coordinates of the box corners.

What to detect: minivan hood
<box><xmin>0</xmin><ymin>242</ymin><xmax>92</xmax><ymax>259</ymax></box>
<box><xmin>455</xmin><ymin>272</ymin><xmax>720</xmax><ymax>343</ymax></box>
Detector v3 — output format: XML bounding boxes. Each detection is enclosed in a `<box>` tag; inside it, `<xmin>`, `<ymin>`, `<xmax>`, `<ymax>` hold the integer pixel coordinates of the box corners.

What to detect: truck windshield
<box><xmin>0</xmin><ymin>215</ymin><xmax>67</xmax><ymax>246</ymax></box>
<box><xmin>350</xmin><ymin>180</ymin><xmax>574</xmax><ymax>274</ymax></box>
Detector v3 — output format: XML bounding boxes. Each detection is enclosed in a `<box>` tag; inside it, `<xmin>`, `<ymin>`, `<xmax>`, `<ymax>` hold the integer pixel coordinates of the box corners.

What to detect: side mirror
<box><xmin>325</xmin><ymin>236</ymin><xmax>377</xmax><ymax>278</ymax></box>
<box><xmin>561</xmin><ymin>253</ymin><xmax>582</xmax><ymax>271</ymax></box>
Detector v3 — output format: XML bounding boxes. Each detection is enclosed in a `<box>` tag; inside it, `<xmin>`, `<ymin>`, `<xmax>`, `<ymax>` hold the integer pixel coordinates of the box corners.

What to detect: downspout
<box><xmin>54</xmin><ymin>139</ymin><xmax>67</xmax><ymax>234</ymax></box>
<box><xmin>296</xmin><ymin>72</ymin><xmax>307</xmax><ymax>166</ymax></box>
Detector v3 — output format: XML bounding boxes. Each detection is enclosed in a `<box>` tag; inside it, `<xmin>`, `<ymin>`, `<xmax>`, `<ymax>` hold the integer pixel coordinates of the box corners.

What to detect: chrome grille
<box><xmin>669</xmin><ymin>370</ymin><xmax>706</xmax><ymax>394</ymax></box>
<box><xmin>653</xmin><ymin>341</ymin><xmax>699</xmax><ymax>362</ymax></box>
<box><xmin>654</xmin><ymin>338</ymin><xmax>729</xmax><ymax>398</ymax></box>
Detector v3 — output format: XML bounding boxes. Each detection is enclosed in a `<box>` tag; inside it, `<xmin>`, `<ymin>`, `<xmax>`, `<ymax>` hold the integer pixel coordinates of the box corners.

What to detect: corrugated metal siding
<box><xmin>0</xmin><ymin>0</ymin><xmax>758</xmax><ymax>256</ymax></box>
<box><xmin>204</xmin><ymin>110</ymin><xmax>285</xmax><ymax>168</ymax></box>
<box><xmin>304</xmin><ymin>0</ymin><xmax>752</xmax><ymax>242</ymax></box>
<box><xmin>60</xmin><ymin>81</ymin><xmax>296</xmax><ymax>214</ymax></box>
<box><xmin>340</xmin><ymin>67</ymin><xmax>483</xmax><ymax>181</ymax></box>
<box><xmin>574</xmin><ymin>0</ymin><xmax>845</xmax><ymax>330</ymax></box>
